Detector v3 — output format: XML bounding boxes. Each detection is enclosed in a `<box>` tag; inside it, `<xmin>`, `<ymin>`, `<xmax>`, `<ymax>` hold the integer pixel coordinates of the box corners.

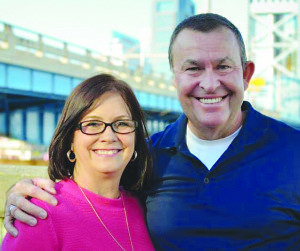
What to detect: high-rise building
<box><xmin>112</xmin><ymin>31</ymin><xmax>152</xmax><ymax>74</ymax></box>
<box><xmin>150</xmin><ymin>0</ymin><xmax>196</xmax><ymax>78</ymax></box>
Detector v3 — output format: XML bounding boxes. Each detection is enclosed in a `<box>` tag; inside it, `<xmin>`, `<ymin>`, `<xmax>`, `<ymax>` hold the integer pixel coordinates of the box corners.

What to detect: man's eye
<box><xmin>217</xmin><ymin>65</ymin><xmax>231</xmax><ymax>70</ymax></box>
<box><xmin>186</xmin><ymin>67</ymin><xmax>200</xmax><ymax>71</ymax></box>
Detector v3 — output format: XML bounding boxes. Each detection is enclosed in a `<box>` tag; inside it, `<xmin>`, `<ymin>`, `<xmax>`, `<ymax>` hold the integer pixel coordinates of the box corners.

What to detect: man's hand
<box><xmin>4</xmin><ymin>178</ymin><xmax>57</xmax><ymax>237</ymax></box>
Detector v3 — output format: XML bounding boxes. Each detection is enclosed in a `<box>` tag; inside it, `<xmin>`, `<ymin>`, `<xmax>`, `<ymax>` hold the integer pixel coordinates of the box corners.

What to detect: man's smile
<box><xmin>195</xmin><ymin>94</ymin><xmax>229</xmax><ymax>104</ymax></box>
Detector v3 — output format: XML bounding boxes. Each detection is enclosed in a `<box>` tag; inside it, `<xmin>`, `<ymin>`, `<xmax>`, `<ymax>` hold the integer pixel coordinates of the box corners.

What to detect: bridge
<box><xmin>0</xmin><ymin>20</ymin><xmax>299</xmax><ymax>152</ymax></box>
<box><xmin>0</xmin><ymin>21</ymin><xmax>182</xmax><ymax>149</ymax></box>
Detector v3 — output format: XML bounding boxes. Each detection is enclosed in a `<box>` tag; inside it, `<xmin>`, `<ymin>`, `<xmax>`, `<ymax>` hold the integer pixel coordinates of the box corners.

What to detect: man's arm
<box><xmin>4</xmin><ymin>178</ymin><xmax>57</xmax><ymax>237</ymax></box>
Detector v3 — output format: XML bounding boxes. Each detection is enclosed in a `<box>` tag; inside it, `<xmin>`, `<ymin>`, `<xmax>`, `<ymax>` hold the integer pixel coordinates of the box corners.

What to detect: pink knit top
<box><xmin>2</xmin><ymin>179</ymin><xmax>154</xmax><ymax>250</ymax></box>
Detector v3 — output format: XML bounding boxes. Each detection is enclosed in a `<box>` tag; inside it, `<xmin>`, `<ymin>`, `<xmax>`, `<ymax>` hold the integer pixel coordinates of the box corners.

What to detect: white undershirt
<box><xmin>186</xmin><ymin>125</ymin><xmax>242</xmax><ymax>170</ymax></box>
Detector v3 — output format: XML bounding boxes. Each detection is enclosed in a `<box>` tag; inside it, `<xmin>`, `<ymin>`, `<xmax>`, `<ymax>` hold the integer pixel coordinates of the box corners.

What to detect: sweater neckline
<box><xmin>58</xmin><ymin>179</ymin><xmax>125</xmax><ymax>210</ymax></box>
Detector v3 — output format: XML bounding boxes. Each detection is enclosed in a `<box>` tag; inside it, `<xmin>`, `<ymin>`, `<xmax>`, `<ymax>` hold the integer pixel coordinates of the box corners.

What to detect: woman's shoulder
<box><xmin>30</xmin><ymin>179</ymin><xmax>77</xmax><ymax>212</ymax></box>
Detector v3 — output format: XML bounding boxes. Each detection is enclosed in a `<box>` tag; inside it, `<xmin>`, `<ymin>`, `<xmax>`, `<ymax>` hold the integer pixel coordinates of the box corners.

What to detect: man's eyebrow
<box><xmin>184</xmin><ymin>59</ymin><xmax>199</xmax><ymax>65</ymax></box>
<box><xmin>178</xmin><ymin>57</ymin><xmax>236</xmax><ymax>71</ymax></box>
<box><xmin>216</xmin><ymin>57</ymin><xmax>235</xmax><ymax>64</ymax></box>
<box><xmin>181</xmin><ymin>59</ymin><xmax>200</xmax><ymax>68</ymax></box>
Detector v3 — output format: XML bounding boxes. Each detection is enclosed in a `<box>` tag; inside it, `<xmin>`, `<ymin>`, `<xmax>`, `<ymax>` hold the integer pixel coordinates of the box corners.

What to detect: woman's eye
<box><xmin>87</xmin><ymin>121</ymin><xmax>102</xmax><ymax>127</ymax></box>
<box><xmin>115</xmin><ymin>121</ymin><xmax>129</xmax><ymax>127</ymax></box>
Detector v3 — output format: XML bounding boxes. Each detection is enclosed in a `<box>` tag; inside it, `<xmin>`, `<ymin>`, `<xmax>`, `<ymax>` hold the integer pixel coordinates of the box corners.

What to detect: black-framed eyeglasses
<box><xmin>77</xmin><ymin>120</ymin><xmax>138</xmax><ymax>135</ymax></box>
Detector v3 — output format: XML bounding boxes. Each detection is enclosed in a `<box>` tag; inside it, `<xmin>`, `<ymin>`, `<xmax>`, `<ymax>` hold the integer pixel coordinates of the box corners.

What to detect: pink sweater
<box><xmin>2</xmin><ymin>179</ymin><xmax>154</xmax><ymax>250</ymax></box>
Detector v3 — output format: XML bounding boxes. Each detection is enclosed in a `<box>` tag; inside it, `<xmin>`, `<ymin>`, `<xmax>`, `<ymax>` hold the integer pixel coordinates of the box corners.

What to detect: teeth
<box><xmin>94</xmin><ymin>150</ymin><xmax>118</xmax><ymax>155</ymax></box>
<box><xmin>199</xmin><ymin>97</ymin><xmax>222</xmax><ymax>104</ymax></box>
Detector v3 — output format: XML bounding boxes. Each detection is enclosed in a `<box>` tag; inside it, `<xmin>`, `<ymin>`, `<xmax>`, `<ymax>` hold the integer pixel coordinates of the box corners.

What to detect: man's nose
<box><xmin>198</xmin><ymin>69</ymin><xmax>220</xmax><ymax>93</ymax></box>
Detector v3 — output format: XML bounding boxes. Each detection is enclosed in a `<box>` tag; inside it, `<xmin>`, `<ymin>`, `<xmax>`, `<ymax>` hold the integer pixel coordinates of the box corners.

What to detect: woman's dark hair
<box><xmin>48</xmin><ymin>73</ymin><xmax>152</xmax><ymax>191</ymax></box>
<box><xmin>169</xmin><ymin>13</ymin><xmax>247</xmax><ymax>69</ymax></box>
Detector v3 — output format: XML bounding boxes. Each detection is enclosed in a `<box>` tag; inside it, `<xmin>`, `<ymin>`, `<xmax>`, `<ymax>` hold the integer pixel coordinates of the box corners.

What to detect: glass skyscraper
<box><xmin>150</xmin><ymin>0</ymin><xmax>196</xmax><ymax>78</ymax></box>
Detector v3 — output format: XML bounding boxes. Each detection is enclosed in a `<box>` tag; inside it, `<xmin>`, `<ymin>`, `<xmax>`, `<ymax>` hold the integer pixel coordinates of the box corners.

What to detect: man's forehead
<box><xmin>171</xmin><ymin>27</ymin><xmax>240</xmax><ymax>62</ymax></box>
<box><xmin>174</xmin><ymin>27</ymin><xmax>236</xmax><ymax>44</ymax></box>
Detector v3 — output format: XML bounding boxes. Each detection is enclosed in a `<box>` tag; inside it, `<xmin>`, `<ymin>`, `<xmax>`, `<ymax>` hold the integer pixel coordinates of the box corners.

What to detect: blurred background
<box><xmin>0</xmin><ymin>0</ymin><xmax>300</xmax><ymax>241</ymax></box>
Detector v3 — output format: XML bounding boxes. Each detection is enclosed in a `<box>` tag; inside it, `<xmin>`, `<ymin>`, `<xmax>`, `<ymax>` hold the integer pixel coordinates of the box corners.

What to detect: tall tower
<box><xmin>249</xmin><ymin>0</ymin><xmax>300</xmax><ymax>80</ymax></box>
<box><xmin>150</xmin><ymin>0</ymin><xmax>196</xmax><ymax>78</ymax></box>
<box><xmin>248</xmin><ymin>0</ymin><xmax>300</xmax><ymax>122</ymax></box>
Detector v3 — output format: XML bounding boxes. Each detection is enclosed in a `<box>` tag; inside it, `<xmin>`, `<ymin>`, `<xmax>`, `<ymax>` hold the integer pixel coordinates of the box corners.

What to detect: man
<box><xmin>4</xmin><ymin>13</ymin><xmax>300</xmax><ymax>250</ymax></box>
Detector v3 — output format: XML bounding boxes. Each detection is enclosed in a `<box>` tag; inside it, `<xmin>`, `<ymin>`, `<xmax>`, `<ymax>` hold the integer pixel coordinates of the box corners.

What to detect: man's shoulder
<box><xmin>149</xmin><ymin>123</ymin><xmax>176</xmax><ymax>148</ymax></box>
<box><xmin>245</xmin><ymin>102</ymin><xmax>300</xmax><ymax>140</ymax></box>
<box><xmin>150</xmin><ymin>129</ymin><xmax>166</xmax><ymax>145</ymax></box>
<box><xmin>263</xmin><ymin>113</ymin><xmax>300</xmax><ymax>139</ymax></box>
<box><xmin>150</xmin><ymin>113</ymin><xmax>187</xmax><ymax>146</ymax></box>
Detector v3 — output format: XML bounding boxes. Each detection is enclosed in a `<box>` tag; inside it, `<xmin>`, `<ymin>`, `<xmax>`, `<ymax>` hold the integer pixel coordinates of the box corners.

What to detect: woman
<box><xmin>2</xmin><ymin>74</ymin><xmax>154</xmax><ymax>250</ymax></box>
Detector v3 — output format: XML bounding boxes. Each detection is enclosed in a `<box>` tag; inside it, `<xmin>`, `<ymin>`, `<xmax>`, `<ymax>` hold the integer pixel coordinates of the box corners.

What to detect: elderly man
<box><xmin>4</xmin><ymin>13</ymin><xmax>300</xmax><ymax>250</ymax></box>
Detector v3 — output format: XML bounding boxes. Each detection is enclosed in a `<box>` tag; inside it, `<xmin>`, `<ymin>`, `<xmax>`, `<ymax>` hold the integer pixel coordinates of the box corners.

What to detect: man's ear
<box><xmin>243</xmin><ymin>61</ymin><xmax>255</xmax><ymax>91</ymax></box>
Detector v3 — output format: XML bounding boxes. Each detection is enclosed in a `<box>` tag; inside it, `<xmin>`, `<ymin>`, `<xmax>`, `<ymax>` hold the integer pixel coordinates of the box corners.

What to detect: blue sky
<box><xmin>0</xmin><ymin>0</ymin><xmax>199</xmax><ymax>53</ymax></box>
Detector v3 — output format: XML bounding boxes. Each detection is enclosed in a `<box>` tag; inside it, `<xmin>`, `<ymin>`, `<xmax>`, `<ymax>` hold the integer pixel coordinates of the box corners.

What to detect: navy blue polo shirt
<box><xmin>144</xmin><ymin>102</ymin><xmax>300</xmax><ymax>250</ymax></box>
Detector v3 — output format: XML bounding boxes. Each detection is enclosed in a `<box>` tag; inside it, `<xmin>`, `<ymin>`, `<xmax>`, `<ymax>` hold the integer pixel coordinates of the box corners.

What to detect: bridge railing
<box><xmin>0</xmin><ymin>21</ymin><xmax>176</xmax><ymax>98</ymax></box>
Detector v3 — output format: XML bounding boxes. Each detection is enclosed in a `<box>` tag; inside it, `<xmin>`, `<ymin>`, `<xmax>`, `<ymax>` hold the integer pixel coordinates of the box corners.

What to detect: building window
<box><xmin>156</xmin><ymin>15</ymin><xmax>174</xmax><ymax>27</ymax></box>
<box><xmin>156</xmin><ymin>1</ymin><xmax>175</xmax><ymax>12</ymax></box>
<box><xmin>155</xmin><ymin>30</ymin><xmax>172</xmax><ymax>44</ymax></box>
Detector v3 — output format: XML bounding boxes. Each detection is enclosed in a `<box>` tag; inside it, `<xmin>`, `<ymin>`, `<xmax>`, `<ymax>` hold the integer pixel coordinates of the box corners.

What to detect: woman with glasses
<box><xmin>2</xmin><ymin>74</ymin><xmax>154</xmax><ymax>250</ymax></box>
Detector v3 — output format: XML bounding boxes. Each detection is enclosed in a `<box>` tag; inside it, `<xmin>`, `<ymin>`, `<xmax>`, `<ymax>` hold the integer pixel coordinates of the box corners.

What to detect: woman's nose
<box><xmin>99</xmin><ymin>125</ymin><xmax>118</xmax><ymax>141</ymax></box>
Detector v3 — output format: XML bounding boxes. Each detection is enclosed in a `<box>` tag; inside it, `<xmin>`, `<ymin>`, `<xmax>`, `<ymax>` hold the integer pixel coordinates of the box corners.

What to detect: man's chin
<box><xmin>201</xmin><ymin>116</ymin><xmax>228</xmax><ymax>128</ymax></box>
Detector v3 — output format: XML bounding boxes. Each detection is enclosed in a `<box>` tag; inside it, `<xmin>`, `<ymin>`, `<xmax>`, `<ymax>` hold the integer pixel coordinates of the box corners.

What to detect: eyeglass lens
<box><xmin>80</xmin><ymin>120</ymin><xmax>137</xmax><ymax>134</ymax></box>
